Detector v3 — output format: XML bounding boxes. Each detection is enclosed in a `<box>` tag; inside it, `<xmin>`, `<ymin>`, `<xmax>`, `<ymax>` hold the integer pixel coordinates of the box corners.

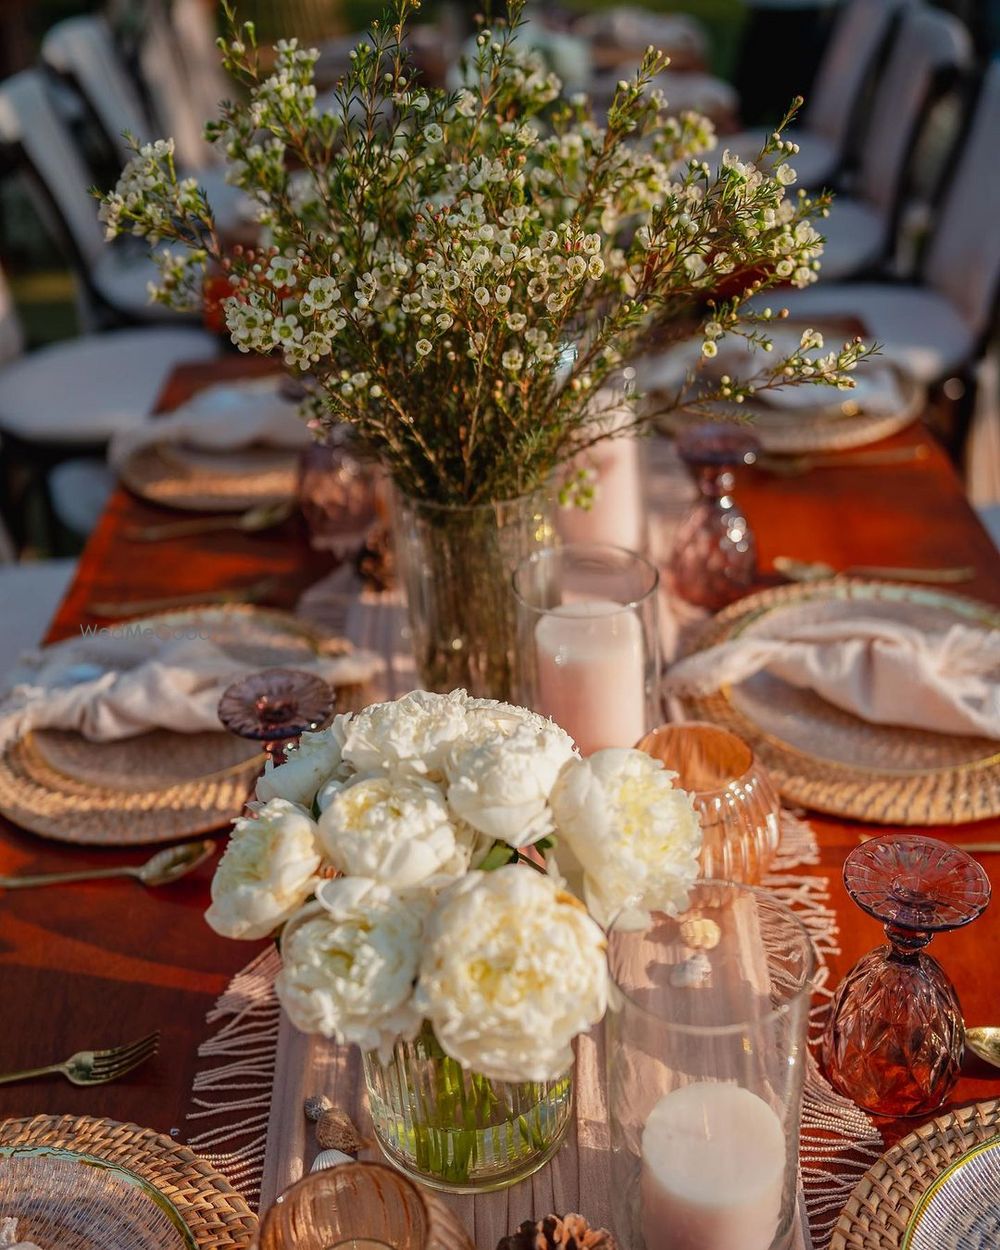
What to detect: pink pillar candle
<box><xmin>534</xmin><ymin>599</ymin><xmax>646</xmax><ymax>755</ymax></box>
<box><xmin>640</xmin><ymin>1083</ymin><xmax>785</xmax><ymax>1250</ymax></box>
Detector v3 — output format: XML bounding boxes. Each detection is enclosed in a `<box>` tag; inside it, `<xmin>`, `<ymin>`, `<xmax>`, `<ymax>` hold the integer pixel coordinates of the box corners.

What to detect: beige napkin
<box><xmin>108</xmin><ymin>377</ymin><xmax>312</xmax><ymax>471</ymax></box>
<box><xmin>664</xmin><ymin>617</ymin><xmax>1000</xmax><ymax>739</ymax></box>
<box><xmin>0</xmin><ymin>631</ymin><xmax>381</xmax><ymax>748</ymax></box>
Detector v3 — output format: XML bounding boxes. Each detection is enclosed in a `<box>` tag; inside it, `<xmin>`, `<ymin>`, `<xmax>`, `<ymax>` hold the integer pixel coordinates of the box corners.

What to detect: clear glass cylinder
<box><xmin>363</xmin><ymin>1026</ymin><xmax>574</xmax><ymax>1193</ymax></box>
<box><xmin>606</xmin><ymin>882</ymin><xmax>815</xmax><ymax>1250</ymax></box>
<box><xmin>512</xmin><ymin>543</ymin><xmax>660</xmax><ymax>755</ymax></box>
<box><xmin>390</xmin><ymin>488</ymin><xmax>555</xmax><ymax>701</ymax></box>
<box><xmin>258</xmin><ymin>1160</ymin><xmax>475</xmax><ymax>1250</ymax></box>
<box><xmin>636</xmin><ymin>722</ymin><xmax>781</xmax><ymax>884</ymax></box>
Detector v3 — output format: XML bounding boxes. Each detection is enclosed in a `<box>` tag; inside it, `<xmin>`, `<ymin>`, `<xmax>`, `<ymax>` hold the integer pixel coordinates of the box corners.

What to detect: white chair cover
<box><xmin>169</xmin><ymin>0</ymin><xmax>232</xmax><ymax>129</ymax></box>
<box><xmin>48</xmin><ymin>458</ymin><xmax>117</xmax><ymax>537</ymax></box>
<box><xmin>139</xmin><ymin>0</ymin><xmax>217</xmax><ymax>169</ymax></box>
<box><xmin>0</xmin><ymin>71</ymin><xmax>105</xmax><ymax>271</ymax></box>
<box><xmin>856</xmin><ymin>7</ymin><xmax>972</xmax><ymax>218</ymax></box>
<box><xmin>923</xmin><ymin>62</ymin><xmax>1000</xmax><ymax>338</ymax></box>
<box><xmin>0</xmin><ymin>559</ymin><xmax>78</xmax><ymax>683</ymax></box>
<box><xmin>42</xmin><ymin>15</ymin><xmax>155</xmax><ymax>165</ymax></box>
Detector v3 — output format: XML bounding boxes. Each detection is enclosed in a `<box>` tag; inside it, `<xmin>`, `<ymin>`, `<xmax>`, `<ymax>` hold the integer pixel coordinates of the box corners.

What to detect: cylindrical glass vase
<box><xmin>606</xmin><ymin>882</ymin><xmax>815</xmax><ymax>1250</ymax></box>
<box><xmin>363</xmin><ymin>1026</ymin><xmax>574</xmax><ymax>1193</ymax></box>
<box><xmin>390</xmin><ymin>488</ymin><xmax>555</xmax><ymax>701</ymax></box>
<box><xmin>513</xmin><ymin>543</ymin><xmax>660</xmax><ymax>755</ymax></box>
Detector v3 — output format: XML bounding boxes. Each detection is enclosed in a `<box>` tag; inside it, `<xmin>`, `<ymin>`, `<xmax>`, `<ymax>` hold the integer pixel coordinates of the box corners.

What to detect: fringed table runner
<box><xmin>186</xmin><ymin>439</ymin><xmax>884</xmax><ymax>1246</ymax></box>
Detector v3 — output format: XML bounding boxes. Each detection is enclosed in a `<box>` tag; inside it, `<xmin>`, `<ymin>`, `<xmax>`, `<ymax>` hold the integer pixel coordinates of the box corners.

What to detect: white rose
<box><xmin>277</xmin><ymin>879</ymin><xmax>426</xmax><ymax>1060</ymax></box>
<box><xmin>340</xmin><ymin>689</ymin><xmax>471</xmax><ymax>777</ymax></box>
<box><xmin>206</xmin><ymin>799</ymin><xmax>323</xmax><ymax>940</ymax></box>
<box><xmin>550</xmin><ymin>749</ymin><xmax>702</xmax><ymax>928</ymax></box>
<box><xmin>416</xmin><ymin>866</ymin><xmax>607</xmax><ymax>1082</ymax></box>
<box><xmin>317</xmin><ymin>774</ymin><xmax>467</xmax><ymax>889</ymax></box>
<box><xmin>255</xmin><ymin>717</ymin><xmax>353</xmax><ymax>807</ymax></box>
<box><xmin>445</xmin><ymin>720</ymin><xmax>577</xmax><ymax>847</ymax></box>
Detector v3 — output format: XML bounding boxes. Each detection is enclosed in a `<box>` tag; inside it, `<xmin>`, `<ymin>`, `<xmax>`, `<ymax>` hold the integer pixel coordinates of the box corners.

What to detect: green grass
<box><xmin>6</xmin><ymin>269</ymin><xmax>79</xmax><ymax>348</ymax></box>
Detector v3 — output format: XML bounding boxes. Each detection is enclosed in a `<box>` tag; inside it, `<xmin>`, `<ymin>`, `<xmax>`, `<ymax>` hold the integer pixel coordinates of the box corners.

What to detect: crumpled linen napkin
<box><xmin>108</xmin><ymin>378</ymin><xmax>311</xmax><ymax>471</ymax></box>
<box><xmin>0</xmin><ymin>631</ymin><xmax>381</xmax><ymax>749</ymax></box>
<box><xmin>664</xmin><ymin>616</ymin><xmax>1000</xmax><ymax>739</ymax></box>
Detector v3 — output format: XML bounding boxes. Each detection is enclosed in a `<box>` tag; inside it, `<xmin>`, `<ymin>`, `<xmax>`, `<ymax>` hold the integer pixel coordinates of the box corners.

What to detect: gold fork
<box><xmin>0</xmin><ymin>1031</ymin><xmax>160</xmax><ymax>1087</ymax></box>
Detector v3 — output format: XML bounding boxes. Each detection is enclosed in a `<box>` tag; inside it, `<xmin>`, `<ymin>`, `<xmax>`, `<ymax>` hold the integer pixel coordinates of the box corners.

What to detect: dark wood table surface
<box><xmin>1</xmin><ymin>355</ymin><xmax>998</xmax><ymax>1168</ymax></box>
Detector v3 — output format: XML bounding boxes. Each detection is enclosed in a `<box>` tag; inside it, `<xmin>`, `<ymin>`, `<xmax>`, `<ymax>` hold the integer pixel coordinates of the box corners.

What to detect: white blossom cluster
<box><xmin>206</xmin><ymin>689</ymin><xmax>702</xmax><ymax>1080</ymax></box>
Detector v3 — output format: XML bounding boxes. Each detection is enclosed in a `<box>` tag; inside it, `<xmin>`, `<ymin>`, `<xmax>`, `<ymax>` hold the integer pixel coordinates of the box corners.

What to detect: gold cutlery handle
<box><xmin>0</xmin><ymin>866</ymin><xmax>137</xmax><ymax>889</ymax></box>
<box><xmin>126</xmin><ymin>517</ymin><xmax>236</xmax><ymax>541</ymax></box>
<box><xmin>86</xmin><ymin>577</ymin><xmax>277</xmax><ymax>617</ymax></box>
<box><xmin>845</xmin><ymin>564</ymin><xmax>975</xmax><ymax>583</ymax></box>
<box><xmin>0</xmin><ymin>1063</ymin><xmax>64</xmax><ymax>1086</ymax></box>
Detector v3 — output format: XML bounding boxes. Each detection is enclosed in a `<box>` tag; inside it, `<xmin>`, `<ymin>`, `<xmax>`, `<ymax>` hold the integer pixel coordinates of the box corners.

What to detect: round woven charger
<box><xmin>120</xmin><ymin>443</ymin><xmax>298</xmax><ymax>512</ymax></box>
<box><xmin>0</xmin><ymin>1115</ymin><xmax>257</xmax><ymax>1250</ymax></box>
<box><xmin>674</xmin><ymin>580</ymin><xmax>1000</xmax><ymax>825</ymax></box>
<box><xmin>831</xmin><ymin>1099</ymin><xmax>1000</xmax><ymax>1250</ymax></box>
<box><xmin>0</xmin><ymin>606</ymin><xmax>372</xmax><ymax>845</ymax></box>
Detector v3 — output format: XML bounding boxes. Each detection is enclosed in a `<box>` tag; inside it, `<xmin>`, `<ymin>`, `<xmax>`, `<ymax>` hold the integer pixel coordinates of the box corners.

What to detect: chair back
<box><xmin>42</xmin><ymin>15</ymin><xmax>155</xmax><ymax>166</ymax></box>
<box><xmin>806</xmin><ymin>0</ymin><xmax>913</xmax><ymax>156</ymax></box>
<box><xmin>169</xmin><ymin>0</ymin><xmax>231</xmax><ymax>130</ymax></box>
<box><xmin>138</xmin><ymin>0</ymin><xmax>216</xmax><ymax>169</ymax></box>
<box><xmin>0</xmin><ymin>262</ymin><xmax>26</xmax><ymax>366</ymax></box>
<box><xmin>857</xmin><ymin>6</ymin><xmax>972</xmax><ymax>218</ymax></box>
<box><xmin>0</xmin><ymin>70</ymin><xmax>105</xmax><ymax>270</ymax></box>
<box><xmin>924</xmin><ymin>60</ymin><xmax>1000</xmax><ymax>338</ymax></box>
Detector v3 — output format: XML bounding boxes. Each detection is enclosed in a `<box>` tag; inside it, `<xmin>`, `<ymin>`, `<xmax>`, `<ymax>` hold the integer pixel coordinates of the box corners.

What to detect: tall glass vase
<box><xmin>363</xmin><ymin>1025</ymin><xmax>574</xmax><ymax>1193</ymax></box>
<box><xmin>390</xmin><ymin>488</ymin><xmax>555</xmax><ymax>700</ymax></box>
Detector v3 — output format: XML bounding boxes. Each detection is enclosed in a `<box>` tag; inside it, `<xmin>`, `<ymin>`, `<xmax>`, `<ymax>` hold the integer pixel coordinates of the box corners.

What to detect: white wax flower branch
<box><xmin>206</xmin><ymin>689</ymin><xmax>702</xmax><ymax>1081</ymax></box>
<box><xmin>98</xmin><ymin>0</ymin><xmax>876</xmax><ymax>508</ymax></box>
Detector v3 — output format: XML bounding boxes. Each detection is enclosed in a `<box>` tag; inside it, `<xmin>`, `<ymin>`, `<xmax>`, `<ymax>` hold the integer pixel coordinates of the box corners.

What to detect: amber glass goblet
<box><xmin>217</xmin><ymin>668</ymin><xmax>333</xmax><ymax>766</ymax></box>
<box><xmin>821</xmin><ymin>835</ymin><xmax>990</xmax><ymax>1117</ymax></box>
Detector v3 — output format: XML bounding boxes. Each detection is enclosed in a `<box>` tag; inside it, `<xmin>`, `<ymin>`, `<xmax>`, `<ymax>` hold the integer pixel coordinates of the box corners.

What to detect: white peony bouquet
<box><xmin>206</xmin><ymin>688</ymin><xmax>702</xmax><ymax>1083</ymax></box>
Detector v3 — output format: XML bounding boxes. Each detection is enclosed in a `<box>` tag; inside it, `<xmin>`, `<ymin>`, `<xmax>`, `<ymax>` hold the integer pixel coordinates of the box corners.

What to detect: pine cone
<box><xmin>496</xmin><ymin>1214</ymin><xmax>618</xmax><ymax>1250</ymax></box>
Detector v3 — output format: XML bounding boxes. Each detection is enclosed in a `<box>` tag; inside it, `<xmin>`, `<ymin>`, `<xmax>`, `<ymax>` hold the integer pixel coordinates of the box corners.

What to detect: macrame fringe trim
<box><xmin>186</xmin><ymin>811</ymin><xmax>882</xmax><ymax>1246</ymax></box>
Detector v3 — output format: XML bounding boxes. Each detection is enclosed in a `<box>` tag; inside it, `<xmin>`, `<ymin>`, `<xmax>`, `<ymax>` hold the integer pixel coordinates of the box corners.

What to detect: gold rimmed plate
<box><xmin>0</xmin><ymin>1116</ymin><xmax>256</xmax><ymax>1250</ymax></box>
<box><xmin>903</xmin><ymin>1134</ymin><xmax>1000</xmax><ymax>1249</ymax></box>
<box><xmin>674</xmin><ymin>580</ymin><xmax>1000</xmax><ymax>824</ymax></box>
<box><xmin>119</xmin><ymin>443</ymin><xmax>298</xmax><ymax>513</ymax></box>
<box><xmin>0</xmin><ymin>1145</ymin><xmax>198</xmax><ymax>1250</ymax></box>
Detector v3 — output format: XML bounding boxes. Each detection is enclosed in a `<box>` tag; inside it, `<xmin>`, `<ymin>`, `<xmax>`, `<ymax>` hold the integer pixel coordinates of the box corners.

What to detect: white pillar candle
<box><xmin>640</xmin><ymin>1083</ymin><xmax>786</xmax><ymax>1250</ymax></box>
<box><xmin>557</xmin><ymin>434</ymin><xmax>646</xmax><ymax>553</ymax></box>
<box><xmin>535</xmin><ymin>599</ymin><xmax>646</xmax><ymax>755</ymax></box>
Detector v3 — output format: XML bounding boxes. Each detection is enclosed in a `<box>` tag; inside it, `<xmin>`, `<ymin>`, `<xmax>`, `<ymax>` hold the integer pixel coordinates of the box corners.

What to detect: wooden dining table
<box><xmin>1</xmin><ymin>355</ymin><xmax>998</xmax><ymax>1224</ymax></box>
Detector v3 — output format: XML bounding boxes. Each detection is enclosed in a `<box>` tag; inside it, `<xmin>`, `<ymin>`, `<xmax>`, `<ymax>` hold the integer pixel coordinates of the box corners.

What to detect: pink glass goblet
<box><xmin>821</xmin><ymin>834</ymin><xmax>990</xmax><ymax>1117</ymax></box>
<box><xmin>217</xmin><ymin>667</ymin><xmax>333</xmax><ymax>766</ymax></box>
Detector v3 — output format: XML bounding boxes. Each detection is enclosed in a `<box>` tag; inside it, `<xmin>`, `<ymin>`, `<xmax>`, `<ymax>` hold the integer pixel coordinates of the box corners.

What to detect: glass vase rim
<box><xmin>607</xmin><ymin>880</ymin><xmax>816</xmax><ymax>1036</ymax></box>
<box><xmin>511</xmin><ymin>541</ymin><xmax>660</xmax><ymax>614</ymax></box>
<box><xmin>392</xmin><ymin>483</ymin><xmax>553</xmax><ymax>514</ymax></box>
<box><xmin>636</xmin><ymin>720</ymin><xmax>762</xmax><ymax>797</ymax></box>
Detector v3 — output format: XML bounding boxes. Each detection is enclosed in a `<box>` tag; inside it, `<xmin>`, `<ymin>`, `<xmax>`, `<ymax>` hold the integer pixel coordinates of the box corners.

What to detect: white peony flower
<box><xmin>277</xmin><ymin>879</ymin><xmax>427</xmax><ymax>1060</ymax></box>
<box><xmin>340</xmin><ymin>689</ymin><xmax>470</xmax><ymax>778</ymax></box>
<box><xmin>206</xmin><ymin>799</ymin><xmax>323</xmax><ymax>940</ymax></box>
<box><xmin>317</xmin><ymin>773</ymin><xmax>469</xmax><ymax>889</ymax></box>
<box><xmin>445</xmin><ymin>719</ymin><xmax>577</xmax><ymax>847</ymax></box>
<box><xmin>255</xmin><ymin>717</ymin><xmax>353</xmax><ymax>807</ymax></box>
<box><xmin>549</xmin><ymin>749</ymin><xmax>702</xmax><ymax>928</ymax></box>
<box><xmin>416</xmin><ymin>866</ymin><xmax>607</xmax><ymax>1081</ymax></box>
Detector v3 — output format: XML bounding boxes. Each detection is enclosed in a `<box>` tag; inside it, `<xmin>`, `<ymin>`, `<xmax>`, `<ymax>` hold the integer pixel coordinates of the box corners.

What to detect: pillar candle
<box><xmin>557</xmin><ymin>395</ymin><xmax>646</xmax><ymax>552</ymax></box>
<box><xmin>640</xmin><ymin>1083</ymin><xmax>785</xmax><ymax>1250</ymax></box>
<box><xmin>534</xmin><ymin>599</ymin><xmax>646</xmax><ymax>755</ymax></box>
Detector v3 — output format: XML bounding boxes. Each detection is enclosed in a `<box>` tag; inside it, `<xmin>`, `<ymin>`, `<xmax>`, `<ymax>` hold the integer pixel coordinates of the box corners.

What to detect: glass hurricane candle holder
<box><xmin>821</xmin><ymin>835</ymin><xmax>991</xmax><ymax>1118</ymax></box>
<box><xmin>512</xmin><ymin>543</ymin><xmax>660</xmax><ymax>755</ymax></box>
<box><xmin>258</xmin><ymin>1161</ymin><xmax>476</xmax><ymax>1250</ymax></box>
<box><xmin>668</xmin><ymin>423</ymin><xmax>759</xmax><ymax>611</ymax></box>
<box><xmin>636</xmin><ymin>722</ymin><xmax>781</xmax><ymax>884</ymax></box>
<box><xmin>217</xmin><ymin>668</ymin><xmax>333</xmax><ymax>766</ymax></box>
<box><xmin>607</xmin><ymin>881</ymin><xmax>815</xmax><ymax>1250</ymax></box>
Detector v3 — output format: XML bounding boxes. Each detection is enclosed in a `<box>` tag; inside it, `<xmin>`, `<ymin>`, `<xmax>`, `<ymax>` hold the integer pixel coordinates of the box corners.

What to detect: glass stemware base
<box><xmin>821</xmin><ymin>835</ymin><xmax>990</xmax><ymax>1118</ymax></box>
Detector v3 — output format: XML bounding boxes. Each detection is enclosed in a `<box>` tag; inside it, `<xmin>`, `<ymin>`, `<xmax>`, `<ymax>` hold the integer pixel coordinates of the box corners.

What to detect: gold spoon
<box><xmin>774</xmin><ymin>556</ymin><xmax>976</xmax><ymax>585</ymax></box>
<box><xmin>0</xmin><ymin>839</ymin><xmax>215</xmax><ymax>890</ymax></box>
<box><xmin>965</xmin><ymin>1027</ymin><xmax>1000</xmax><ymax>1070</ymax></box>
<box><xmin>757</xmin><ymin>444</ymin><xmax>930</xmax><ymax>477</ymax></box>
<box><xmin>86</xmin><ymin>574</ymin><xmax>280</xmax><ymax>617</ymax></box>
<box><xmin>124</xmin><ymin>500</ymin><xmax>294</xmax><ymax>542</ymax></box>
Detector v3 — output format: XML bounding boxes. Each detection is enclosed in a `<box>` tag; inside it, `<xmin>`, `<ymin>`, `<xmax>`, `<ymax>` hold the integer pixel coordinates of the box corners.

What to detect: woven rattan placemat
<box><xmin>0</xmin><ymin>1115</ymin><xmax>257</xmax><ymax>1250</ymax></box>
